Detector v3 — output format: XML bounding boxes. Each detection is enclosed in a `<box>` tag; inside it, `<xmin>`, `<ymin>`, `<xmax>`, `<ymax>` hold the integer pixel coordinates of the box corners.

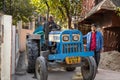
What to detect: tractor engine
<box><xmin>49</xmin><ymin>31</ymin><xmax>61</xmax><ymax>53</ymax></box>
<box><xmin>48</xmin><ymin>30</ymin><xmax>82</xmax><ymax>55</ymax></box>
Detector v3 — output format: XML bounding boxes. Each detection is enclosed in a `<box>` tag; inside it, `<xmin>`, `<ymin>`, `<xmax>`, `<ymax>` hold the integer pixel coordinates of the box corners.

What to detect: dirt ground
<box><xmin>99</xmin><ymin>51</ymin><xmax>120</xmax><ymax>72</ymax></box>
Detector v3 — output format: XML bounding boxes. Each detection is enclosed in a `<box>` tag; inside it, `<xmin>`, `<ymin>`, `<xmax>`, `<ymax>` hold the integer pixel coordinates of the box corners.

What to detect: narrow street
<box><xmin>13</xmin><ymin>68</ymin><xmax>120</xmax><ymax>80</ymax></box>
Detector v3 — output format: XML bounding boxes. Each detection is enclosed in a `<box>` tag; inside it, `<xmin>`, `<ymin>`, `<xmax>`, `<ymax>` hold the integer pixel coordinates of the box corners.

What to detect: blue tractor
<box><xmin>26</xmin><ymin>25</ymin><xmax>97</xmax><ymax>80</ymax></box>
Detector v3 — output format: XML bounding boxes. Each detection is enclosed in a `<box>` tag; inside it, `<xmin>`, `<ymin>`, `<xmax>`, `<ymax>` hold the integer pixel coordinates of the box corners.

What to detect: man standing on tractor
<box><xmin>83</xmin><ymin>24</ymin><xmax>103</xmax><ymax>72</ymax></box>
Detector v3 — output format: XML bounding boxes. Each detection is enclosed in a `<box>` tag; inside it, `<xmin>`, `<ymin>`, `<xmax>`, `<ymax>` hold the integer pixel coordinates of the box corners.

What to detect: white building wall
<box><xmin>1</xmin><ymin>15</ymin><xmax>12</xmax><ymax>80</ymax></box>
<box><xmin>12</xmin><ymin>25</ymin><xmax>16</xmax><ymax>75</ymax></box>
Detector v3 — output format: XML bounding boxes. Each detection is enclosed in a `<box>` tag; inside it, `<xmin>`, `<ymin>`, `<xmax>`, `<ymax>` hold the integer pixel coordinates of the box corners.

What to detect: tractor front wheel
<box><xmin>35</xmin><ymin>56</ymin><xmax>48</xmax><ymax>80</ymax></box>
<box><xmin>81</xmin><ymin>57</ymin><xmax>97</xmax><ymax>80</ymax></box>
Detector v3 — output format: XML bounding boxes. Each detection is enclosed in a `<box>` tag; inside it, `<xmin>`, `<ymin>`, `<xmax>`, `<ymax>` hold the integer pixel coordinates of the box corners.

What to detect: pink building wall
<box><xmin>19</xmin><ymin>29</ymin><xmax>34</xmax><ymax>52</ymax></box>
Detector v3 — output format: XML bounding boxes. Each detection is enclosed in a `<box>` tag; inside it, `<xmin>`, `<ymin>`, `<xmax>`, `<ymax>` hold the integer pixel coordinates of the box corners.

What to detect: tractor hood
<box><xmin>49</xmin><ymin>31</ymin><xmax>62</xmax><ymax>42</ymax></box>
<box><xmin>49</xmin><ymin>30</ymin><xmax>82</xmax><ymax>42</ymax></box>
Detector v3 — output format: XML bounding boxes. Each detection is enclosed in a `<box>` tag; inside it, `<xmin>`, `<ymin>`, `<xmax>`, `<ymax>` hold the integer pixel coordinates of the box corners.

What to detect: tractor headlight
<box><xmin>72</xmin><ymin>34</ymin><xmax>80</xmax><ymax>41</ymax></box>
<box><xmin>62</xmin><ymin>34</ymin><xmax>69</xmax><ymax>42</ymax></box>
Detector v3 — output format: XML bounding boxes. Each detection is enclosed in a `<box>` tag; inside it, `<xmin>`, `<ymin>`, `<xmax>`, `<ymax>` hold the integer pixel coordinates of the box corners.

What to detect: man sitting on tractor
<box><xmin>43</xmin><ymin>16</ymin><xmax>59</xmax><ymax>40</ymax></box>
<box><xmin>43</xmin><ymin>16</ymin><xmax>60</xmax><ymax>52</ymax></box>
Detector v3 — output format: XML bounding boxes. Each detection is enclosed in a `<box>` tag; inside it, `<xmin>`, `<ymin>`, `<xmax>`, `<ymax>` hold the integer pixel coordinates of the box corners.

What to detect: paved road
<box><xmin>13</xmin><ymin>68</ymin><xmax>120</xmax><ymax>80</ymax></box>
<box><xmin>13</xmin><ymin>68</ymin><xmax>74</xmax><ymax>80</ymax></box>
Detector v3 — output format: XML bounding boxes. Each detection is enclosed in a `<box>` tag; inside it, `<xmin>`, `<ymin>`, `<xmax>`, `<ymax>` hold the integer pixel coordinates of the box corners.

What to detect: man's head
<box><xmin>91</xmin><ymin>24</ymin><xmax>97</xmax><ymax>32</ymax></box>
<box><xmin>48</xmin><ymin>16</ymin><xmax>54</xmax><ymax>22</ymax></box>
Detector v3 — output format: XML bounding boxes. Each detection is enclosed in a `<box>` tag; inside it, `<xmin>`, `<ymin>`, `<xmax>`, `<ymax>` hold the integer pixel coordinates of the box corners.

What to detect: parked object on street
<box><xmin>26</xmin><ymin>24</ymin><xmax>97</xmax><ymax>80</ymax></box>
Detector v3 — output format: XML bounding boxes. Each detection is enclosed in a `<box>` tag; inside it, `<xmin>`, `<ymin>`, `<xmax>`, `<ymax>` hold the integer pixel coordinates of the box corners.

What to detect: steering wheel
<box><xmin>50</xmin><ymin>25</ymin><xmax>61</xmax><ymax>31</ymax></box>
<box><xmin>57</xmin><ymin>25</ymin><xmax>61</xmax><ymax>30</ymax></box>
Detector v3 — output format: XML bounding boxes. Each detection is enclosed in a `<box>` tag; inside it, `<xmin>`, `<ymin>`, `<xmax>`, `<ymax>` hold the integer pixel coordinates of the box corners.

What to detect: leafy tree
<box><xmin>0</xmin><ymin>0</ymin><xmax>35</xmax><ymax>24</ymax></box>
<box><xmin>116</xmin><ymin>7</ymin><xmax>120</xmax><ymax>16</ymax></box>
<box><xmin>0</xmin><ymin>0</ymin><xmax>82</xmax><ymax>27</ymax></box>
<box><xmin>31</xmin><ymin>0</ymin><xmax>82</xmax><ymax>29</ymax></box>
<box><xmin>0</xmin><ymin>1</ymin><xmax>3</xmax><ymax>11</ymax></box>
<box><xmin>59</xmin><ymin>0</ymin><xmax>82</xmax><ymax>28</ymax></box>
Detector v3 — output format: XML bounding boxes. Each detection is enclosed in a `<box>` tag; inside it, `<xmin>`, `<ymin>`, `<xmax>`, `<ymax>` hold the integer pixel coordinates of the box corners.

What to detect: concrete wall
<box><xmin>12</xmin><ymin>26</ymin><xmax>16</xmax><ymax>75</ymax></box>
<box><xmin>1</xmin><ymin>15</ymin><xmax>12</xmax><ymax>80</ymax></box>
<box><xmin>0</xmin><ymin>15</ymin><xmax>35</xmax><ymax>80</ymax></box>
<box><xmin>14</xmin><ymin>21</ymin><xmax>34</xmax><ymax>76</ymax></box>
<box><xmin>0</xmin><ymin>14</ymin><xmax>2</xmax><ymax>80</ymax></box>
<box><xmin>17</xmin><ymin>21</ymin><xmax>35</xmax><ymax>52</ymax></box>
<box><xmin>19</xmin><ymin>29</ymin><xmax>34</xmax><ymax>52</ymax></box>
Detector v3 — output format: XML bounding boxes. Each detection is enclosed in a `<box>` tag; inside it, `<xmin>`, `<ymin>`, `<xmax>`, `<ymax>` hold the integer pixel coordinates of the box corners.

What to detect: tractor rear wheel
<box><xmin>35</xmin><ymin>56</ymin><xmax>48</xmax><ymax>80</ymax></box>
<box><xmin>81</xmin><ymin>57</ymin><xmax>97</xmax><ymax>80</ymax></box>
<box><xmin>65</xmin><ymin>67</ymin><xmax>76</xmax><ymax>71</ymax></box>
<box><xmin>26</xmin><ymin>39</ymin><xmax>39</xmax><ymax>73</ymax></box>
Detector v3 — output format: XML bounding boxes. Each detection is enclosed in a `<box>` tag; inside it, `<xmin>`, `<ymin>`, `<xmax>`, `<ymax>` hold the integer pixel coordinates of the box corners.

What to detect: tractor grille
<box><xmin>62</xmin><ymin>43</ymin><xmax>82</xmax><ymax>53</ymax></box>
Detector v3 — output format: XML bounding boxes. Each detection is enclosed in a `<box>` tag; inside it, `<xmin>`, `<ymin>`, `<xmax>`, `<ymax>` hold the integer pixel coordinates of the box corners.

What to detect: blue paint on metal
<box><xmin>33</xmin><ymin>27</ymin><xmax>94</xmax><ymax>62</ymax></box>
<box><xmin>49</xmin><ymin>31</ymin><xmax>62</xmax><ymax>34</ymax></box>
<box><xmin>58</xmin><ymin>29</ymin><xmax>84</xmax><ymax>54</ymax></box>
<box><xmin>48</xmin><ymin>51</ymin><xmax>94</xmax><ymax>61</ymax></box>
<box><xmin>48</xmin><ymin>29</ymin><xmax>93</xmax><ymax>61</ymax></box>
<box><xmin>33</xmin><ymin>25</ymin><xmax>43</xmax><ymax>34</ymax></box>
